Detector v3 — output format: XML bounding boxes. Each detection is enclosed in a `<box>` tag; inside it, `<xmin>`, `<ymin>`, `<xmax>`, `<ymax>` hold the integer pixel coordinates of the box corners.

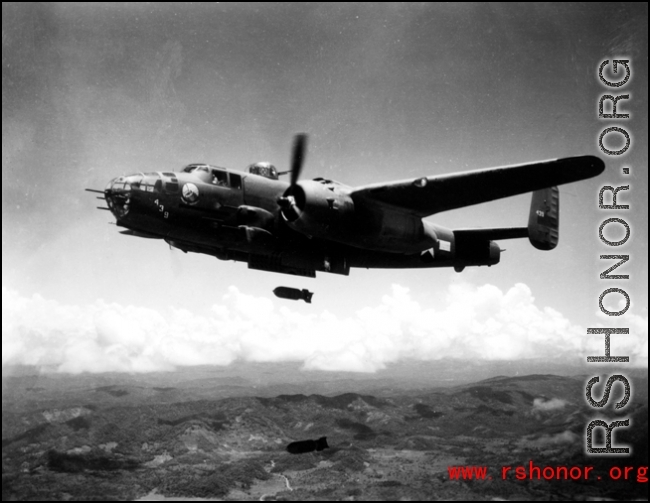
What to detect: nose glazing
<box><xmin>105</xmin><ymin>177</ymin><xmax>132</xmax><ymax>218</ymax></box>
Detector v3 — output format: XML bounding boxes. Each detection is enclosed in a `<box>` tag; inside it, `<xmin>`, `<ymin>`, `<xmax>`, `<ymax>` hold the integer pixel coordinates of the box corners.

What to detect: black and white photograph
<box><xmin>2</xmin><ymin>3</ymin><xmax>647</xmax><ymax>500</ymax></box>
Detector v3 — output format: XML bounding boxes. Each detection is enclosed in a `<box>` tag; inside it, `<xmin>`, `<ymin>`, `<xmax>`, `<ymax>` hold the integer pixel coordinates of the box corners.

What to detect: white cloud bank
<box><xmin>2</xmin><ymin>283</ymin><xmax>647</xmax><ymax>374</ymax></box>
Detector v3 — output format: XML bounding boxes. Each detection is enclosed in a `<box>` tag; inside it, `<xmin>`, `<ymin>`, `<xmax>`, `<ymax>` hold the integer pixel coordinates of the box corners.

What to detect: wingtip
<box><xmin>561</xmin><ymin>155</ymin><xmax>606</xmax><ymax>180</ymax></box>
<box><xmin>580</xmin><ymin>155</ymin><xmax>606</xmax><ymax>177</ymax></box>
<box><xmin>589</xmin><ymin>156</ymin><xmax>606</xmax><ymax>176</ymax></box>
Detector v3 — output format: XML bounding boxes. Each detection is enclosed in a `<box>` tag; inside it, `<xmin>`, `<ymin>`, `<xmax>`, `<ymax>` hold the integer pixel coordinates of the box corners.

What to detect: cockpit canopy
<box><xmin>182</xmin><ymin>164</ymin><xmax>242</xmax><ymax>189</ymax></box>
<box><xmin>248</xmin><ymin>162</ymin><xmax>278</xmax><ymax>180</ymax></box>
<box><xmin>182</xmin><ymin>163</ymin><xmax>215</xmax><ymax>173</ymax></box>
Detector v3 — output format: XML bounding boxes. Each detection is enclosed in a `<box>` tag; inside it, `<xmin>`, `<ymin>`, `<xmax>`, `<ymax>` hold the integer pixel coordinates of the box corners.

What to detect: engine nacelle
<box><xmin>281</xmin><ymin>180</ymin><xmax>355</xmax><ymax>240</ymax></box>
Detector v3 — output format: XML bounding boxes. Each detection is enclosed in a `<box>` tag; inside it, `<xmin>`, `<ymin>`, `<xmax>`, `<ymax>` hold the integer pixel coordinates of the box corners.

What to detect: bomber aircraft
<box><xmin>87</xmin><ymin>135</ymin><xmax>605</xmax><ymax>278</ymax></box>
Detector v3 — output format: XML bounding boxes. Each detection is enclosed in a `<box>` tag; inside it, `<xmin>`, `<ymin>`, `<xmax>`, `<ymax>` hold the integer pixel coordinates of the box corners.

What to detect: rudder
<box><xmin>528</xmin><ymin>186</ymin><xmax>559</xmax><ymax>250</ymax></box>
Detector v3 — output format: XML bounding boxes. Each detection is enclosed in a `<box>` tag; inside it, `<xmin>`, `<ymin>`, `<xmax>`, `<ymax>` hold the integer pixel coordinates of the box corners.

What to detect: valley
<box><xmin>2</xmin><ymin>363</ymin><xmax>647</xmax><ymax>500</ymax></box>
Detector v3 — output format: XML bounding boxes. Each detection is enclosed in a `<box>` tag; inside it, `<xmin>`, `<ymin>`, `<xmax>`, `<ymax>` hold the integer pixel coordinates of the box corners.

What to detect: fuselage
<box><xmin>104</xmin><ymin>164</ymin><xmax>500</xmax><ymax>277</ymax></box>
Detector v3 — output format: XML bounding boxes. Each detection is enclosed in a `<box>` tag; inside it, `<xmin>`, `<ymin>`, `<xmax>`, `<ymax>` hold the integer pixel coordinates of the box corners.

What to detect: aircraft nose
<box><xmin>105</xmin><ymin>177</ymin><xmax>133</xmax><ymax>218</ymax></box>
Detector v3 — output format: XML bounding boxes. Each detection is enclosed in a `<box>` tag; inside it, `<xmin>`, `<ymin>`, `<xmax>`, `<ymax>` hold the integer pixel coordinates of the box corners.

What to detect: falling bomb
<box><xmin>273</xmin><ymin>286</ymin><xmax>313</xmax><ymax>303</ymax></box>
<box><xmin>286</xmin><ymin>436</ymin><xmax>329</xmax><ymax>454</ymax></box>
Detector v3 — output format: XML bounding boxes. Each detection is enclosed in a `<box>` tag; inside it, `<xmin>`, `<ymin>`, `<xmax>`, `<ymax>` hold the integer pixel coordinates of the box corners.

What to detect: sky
<box><xmin>2</xmin><ymin>3</ymin><xmax>648</xmax><ymax>374</ymax></box>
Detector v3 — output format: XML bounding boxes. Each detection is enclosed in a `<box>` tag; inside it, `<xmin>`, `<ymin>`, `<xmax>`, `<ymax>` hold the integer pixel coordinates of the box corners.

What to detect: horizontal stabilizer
<box><xmin>528</xmin><ymin>186</ymin><xmax>559</xmax><ymax>250</ymax></box>
<box><xmin>453</xmin><ymin>227</ymin><xmax>528</xmax><ymax>241</ymax></box>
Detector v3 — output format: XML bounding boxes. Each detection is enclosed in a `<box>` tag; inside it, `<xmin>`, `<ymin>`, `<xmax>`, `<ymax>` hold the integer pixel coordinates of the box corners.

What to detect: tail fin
<box><xmin>301</xmin><ymin>289</ymin><xmax>313</xmax><ymax>304</ymax></box>
<box><xmin>528</xmin><ymin>186</ymin><xmax>559</xmax><ymax>250</ymax></box>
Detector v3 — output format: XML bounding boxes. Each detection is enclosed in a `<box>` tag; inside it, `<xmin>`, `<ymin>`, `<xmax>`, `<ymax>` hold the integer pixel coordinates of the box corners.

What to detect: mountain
<box><xmin>2</xmin><ymin>365</ymin><xmax>647</xmax><ymax>500</ymax></box>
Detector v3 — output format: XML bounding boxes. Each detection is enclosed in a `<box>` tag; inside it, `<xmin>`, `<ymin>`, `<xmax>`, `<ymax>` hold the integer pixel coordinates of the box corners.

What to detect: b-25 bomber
<box><xmin>88</xmin><ymin>134</ymin><xmax>604</xmax><ymax>278</ymax></box>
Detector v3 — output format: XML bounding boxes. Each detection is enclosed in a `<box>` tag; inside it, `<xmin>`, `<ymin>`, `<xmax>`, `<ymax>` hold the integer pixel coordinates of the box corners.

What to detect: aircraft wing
<box><xmin>350</xmin><ymin>156</ymin><xmax>604</xmax><ymax>217</ymax></box>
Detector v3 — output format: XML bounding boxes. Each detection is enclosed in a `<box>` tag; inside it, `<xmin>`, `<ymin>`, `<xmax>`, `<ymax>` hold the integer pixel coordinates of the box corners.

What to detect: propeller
<box><xmin>278</xmin><ymin>134</ymin><xmax>308</xmax><ymax>222</ymax></box>
<box><xmin>290</xmin><ymin>133</ymin><xmax>307</xmax><ymax>188</ymax></box>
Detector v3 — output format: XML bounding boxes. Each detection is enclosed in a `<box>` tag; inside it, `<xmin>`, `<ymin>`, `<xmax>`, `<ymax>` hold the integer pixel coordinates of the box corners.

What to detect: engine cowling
<box><xmin>279</xmin><ymin>180</ymin><xmax>355</xmax><ymax>239</ymax></box>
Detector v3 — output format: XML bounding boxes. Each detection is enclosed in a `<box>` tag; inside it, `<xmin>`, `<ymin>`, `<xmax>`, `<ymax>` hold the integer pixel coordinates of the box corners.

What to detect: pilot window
<box><xmin>212</xmin><ymin>170</ymin><xmax>228</xmax><ymax>186</ymax></box>
<box><xmin>229</xmin><ymin>173</ymin><xmax>242</xmax><ymax>189</ymax></box>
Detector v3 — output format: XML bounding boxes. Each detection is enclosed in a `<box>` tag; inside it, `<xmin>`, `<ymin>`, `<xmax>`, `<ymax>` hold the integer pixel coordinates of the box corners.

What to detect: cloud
<box><xmin>532</xmin><ymin>398</ymin><xmax>567</xmax><ymax>412</ymax></box>
<box><xmin>2</xmin><ymin>283</ymin><xmax>648</xmax><ymax>374</ymax></box>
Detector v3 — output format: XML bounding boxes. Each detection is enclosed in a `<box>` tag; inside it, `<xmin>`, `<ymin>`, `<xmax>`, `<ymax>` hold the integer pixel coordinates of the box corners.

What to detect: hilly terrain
<box><xmin>2</xmin><ymin>364</ymin><xmax>647</xmax><ymax>500</ymax></box>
